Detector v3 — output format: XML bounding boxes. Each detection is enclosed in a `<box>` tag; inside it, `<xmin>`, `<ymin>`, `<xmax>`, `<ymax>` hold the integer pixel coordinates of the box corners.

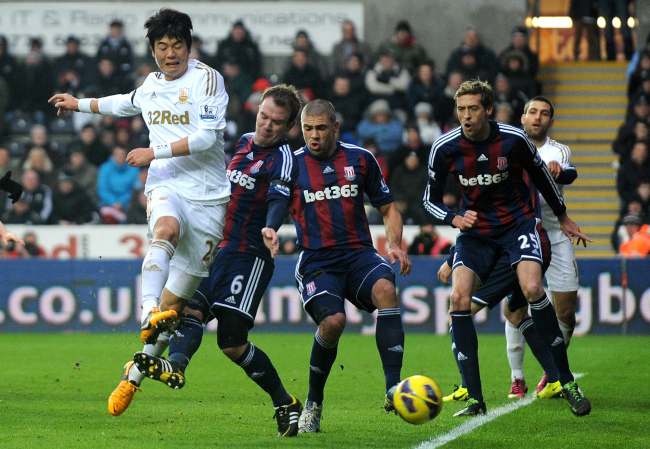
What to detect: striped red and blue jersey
<box><xmin>220</xmin><ymin>133</ymin><xmax>297</xmax><ymax>260</ymax></box>
<box><xmin>290</xmin><ymin>141</ymin><xmax>393</xmax><ymax>250</ymax></box>
<box><xmin>423</xmin><ymin>121</ymin><xmax>565</xmax><ymax>237</ymax></box>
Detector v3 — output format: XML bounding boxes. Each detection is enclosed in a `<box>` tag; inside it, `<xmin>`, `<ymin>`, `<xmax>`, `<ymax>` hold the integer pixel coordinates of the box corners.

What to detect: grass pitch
<box><xmin>0</xmin><ymin>333</ymin><xmax>647</xmax><ymax>449</ymax></box>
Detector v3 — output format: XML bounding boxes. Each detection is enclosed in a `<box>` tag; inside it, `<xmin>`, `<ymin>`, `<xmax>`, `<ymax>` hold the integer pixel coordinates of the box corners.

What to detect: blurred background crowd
<box><xmin>0</xmin><ymin>4</ymin><xmax>647</xmax><ymax>256</ymax></box>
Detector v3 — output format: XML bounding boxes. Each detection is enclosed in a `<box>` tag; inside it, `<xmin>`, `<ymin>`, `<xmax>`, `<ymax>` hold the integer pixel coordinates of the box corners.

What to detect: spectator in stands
<box><xmin>405</xmin><ymin>60</ymin><xmax>443</xmax><ymax>116</ymax></box>
<box><xmin>132</xmin><ymin>61</ymin><xmax>156</xmax><ymax>89</ymax></box>
<box><xmin>214</xmin><ymin>20</ymin><xmax>262</xmax><ymax>80</ymax></box>
<box><xmin>279</xmin><ymin>236</ymin><xmax>299</xmax><ymax>255</ymax></box>
<box><xmin>16</xmin><ymin>169</ymin><xmax>52</xmax><ymax>223</ymax></box>
<box><xmin>24</xmin><ymin>124</ymin><xmax>63</xmax><ymax>169</ymax></box>
<box><xmin>68</xmin><ymin>123</ymin><xmax>111</xmax><ymax>167</ymax></box>
<box><xmin>96</xmin><ymin>19</ymin><xmax>134</xmax><ymax>77</ymax></box>
<box><xmin>97</xmin><ymin>146</ymin><xmax>139</xmax><ymax>215</ymax></box>
<box><xmin>293</xmin><ymin>30</ymin><xmax>329</xmax><ymax>77</ymax></box>
<box><xmin>613</xmin><ymin>119</ymin><xmax>649</xmax><ymax>164</ymax></box>
<box><xmin>617</xmin><ymin>140</ymin><xmax>650</xmax><ymax>207</ymax></box>
<box><xmin>189</xmin><ymin>34</ymin><xmax>213</xmax><ymax>67</ymax></box>
<box><xmin>221</xmin><ymin>57</ymin><xmax>254</xmax><ymax>110</ymax></box>
<box><xmin>22</xmin><ymin>38</ymin><xmax>55</xmax><ymax>126</ymax></box>
<box><xmin>446</xmin><ymin>27</ymin><xmax>499</xmax><ymax>82</ymax></box>
<box><xmin>494</xmin><ymin>102</ymin><xmax>515</xmax><ymax>125</ymax></box>
<box><xmin>375</xmin><ymin>20</ymin><xmax>428</xmax><ymax>76</ymax></box>
<box><xmin>619</xmin><ymin>213</ymin><xmax>650</xmax><ymax>257</ymax></box>
<box><xmin>19</xmin><ymin>147</ymin><xmax>57</xmax><ymax>188</ymax></box>
<box><xmin>0</xmin><ymin>147</ymin><xmax>16</xmax><ymax>178</ymax></box>
<box><xmin>570</xmin><ymin>0</ymin><xmax>601</xmax><ymax>61</ymax></box>
<box><xmin>0</xmin><ymin>35</ymin><xmax>25</xmax><ymax>115</ymax></box>
<box><xmin>388</xmin><ymin>150</ymin><xmax>430</xmax><ymax>224</ymax></box>
<box><xmin>499</xmin><ymin>26</ymin><xmax>539</xmax><ymax>80</ymax></box>
<box><xmin>628</xmin><ymin>51</ymin><xmax>650</xmax><ymax>98</ymax></box>
<box><xmin>407</xmin><ymin>222</ymin><xmax>452</xmax><ymax>256</ymax></box>
<box><xmin>114</xmin><ymin>119</ymin><xmax>132</xmax><ymax>149</ymax></box>
<box><xmin>61</xmin><ymin>148</ymin><xmax>98</xmax><ymax>204</ymax></box>
<box><xmin>48</xmin><ymin>170</ymin><xmax>98</xmax><ymax>225</ymax></box>
<box><xmin>129</xmin><ymin>116</ymin><xmax>150</xmax><ymax>149</ymax></box>
<box><xmin>627</xmin><ymin>32</ymin><xmax>650</xmax><ymax>79</ymax></box>
<box><xmin>398</xmin><ymin>126</ymin><xmax>430</xmax><ymax>166</ymax></box>
<box><xmin>365</xmin><ymin>48</ymin><xmax>411</xmax><ymax>115</ymax></box>
<box><xmin>0</xmin><ymin>72</ymin><xmax>8</xmax><ymax>139</ymax></box>
<box><xmin>499</xmin><ymin>50</ymin><xmax>537</xmax><ymax>98</ymax></box>
<box><xmin>433</xmin><ymin>70</ymin><xmax>465</xmax><ymax>128</ymax></box>
<box><xmin>337</xmin><ymin>52</ymin><xmax>369</xmax><ymax>104</ymax></box>
<box><xmin>356</xmin><ymin>99</ymin><xmax>403</xmax><ymax>163</ymax></box>
<box><xmin>412</xmin><ymin>102</ymin><xmax>442</xmax><ymax>146</ymax></box>
<box><xmin>7</xmin><ymin>231</ymin><xmax>47</xmax><ymax>257</ymax></box>
<box><xmin>626</xmin><ymin>93</ymin><xmax>650</xmax><ymax>123</ymax></box>
<box><xmin>126</xmin><ymin>187</ymin><xmax>148</xmax><ymax>225</ymax></box>
<box><xmin>54</xmin><ymin>35</ymin><xmax>96</xmax><ymax>97</ymax></box>
<box><xmin>599</xmin><ymin>0</ymin><xmax>634</xmax><ymax>61</ymax></box>
<box><xmin>331</xmin><ymin>20</ymin><xmax>372</xmax><ymax>74</ymax></box>
<box><xmin>493</xmin><ymin>73</ymin><xmax>528</xmax><ymax>126</ymax></box>
<box><xmin>1</xmin><ymin>197</ymin><xmax>42</xmax><ymax>225</ymax></box>
<box><xmin>236</xmin><ymin>90</ymin><xmax>263</xmax><ymax>143</ymax></box>
<box><xmin>363</xmin><ymin>138</ymin><xmax>390</xmax><ymax>181</ymax></box>
<box><xmin>612</xmin><ymin>200</ymin><xmax>648</xmax><ymax>251</ymax></box>
<box><xmin>96</xmin><ymin>57</ymin><xmax>130</xmax><ymax>97</ymax></box>
<box><xmin>282</xmin><ymin>49</ymin><xmax>326</xmax><ymax>100</ymax></box>
<box><xmin>329</xmin><ymin>76</ymin><xmax>365</xmax><ymax>134</ymax></box>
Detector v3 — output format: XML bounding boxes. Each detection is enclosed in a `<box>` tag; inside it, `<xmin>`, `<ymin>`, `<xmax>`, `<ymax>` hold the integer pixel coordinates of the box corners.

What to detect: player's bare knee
<box><xmin>319</xmin><ymin>313</ymin><xmax>346</xmax><ymax>341</ymax></box>
<box><xmin>371</xmin><ymin>279</ymin><xmax>397</xmax><ymax>309</ymax></box>
<box><xmin>449</xmin><ymin>289</ymin><xmax>471</xmax><ymax>311</ymax></box>
<box><xmin>152</xmin><ymin>217</ymin><xmax>180</xmax><ymax>247</ymax></box>
<box><xmin>521</xmin><ymin>281</ymin><xmax>545</xmax><ymax>302</ymax></box>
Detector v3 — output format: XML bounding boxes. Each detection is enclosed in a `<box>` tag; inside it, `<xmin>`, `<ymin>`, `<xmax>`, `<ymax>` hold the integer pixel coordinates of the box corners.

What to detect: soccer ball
<box><xmin>393</xmin><ymin>375</ymin><xmax>443</xmax><ymax>425</ymax></box>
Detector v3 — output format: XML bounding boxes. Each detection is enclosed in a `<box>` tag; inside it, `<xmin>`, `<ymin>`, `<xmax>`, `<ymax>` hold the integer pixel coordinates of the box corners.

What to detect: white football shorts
<box><xmin>147</xmin><ymin>185</ymin><xmax>227</xmax><ymax>277</ymax></box>
<box><xmin>545</xmin><ymin>228</ymin><xmax>579</xmax><ymax>292</ymax></box>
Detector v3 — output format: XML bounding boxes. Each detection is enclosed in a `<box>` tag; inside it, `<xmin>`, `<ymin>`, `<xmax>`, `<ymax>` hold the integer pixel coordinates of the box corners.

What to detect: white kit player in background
<box><xmin>50</xmin><ymin>8</ymin><xmax>230</xmax><ymax>416</ymax></box>
<box><xmin>505</xmin><ymin>96</ymin><xmax>581</xmax><ymax>399</ymax></box>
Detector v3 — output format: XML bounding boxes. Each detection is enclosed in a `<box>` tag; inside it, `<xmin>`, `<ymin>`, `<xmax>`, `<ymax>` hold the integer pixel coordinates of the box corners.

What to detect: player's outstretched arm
<box><xmin>48</xmin><ymin>93</ymin><xmax>99</xmax><ymax>116</ymax></box>
<box><xmin>557</xmin><ymin>213</ymin><xmax>592</xmax><ymax>246</ymax></box>
<box><xmin>379</xmin><ymin>202</ymin><xmax>411</xmax><ymax>276</ymax></box>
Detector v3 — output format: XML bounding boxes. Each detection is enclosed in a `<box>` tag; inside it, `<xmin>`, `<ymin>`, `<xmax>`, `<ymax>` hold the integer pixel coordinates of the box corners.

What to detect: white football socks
<box><xmin>140</xmin><ymin>239</ymin><xmax>175</xmax><ymax>322</ymax></box>
<box><xmin>505</xmin><ymin>321</ymin><xmax>526</xmax><ymax>381</ymax></box>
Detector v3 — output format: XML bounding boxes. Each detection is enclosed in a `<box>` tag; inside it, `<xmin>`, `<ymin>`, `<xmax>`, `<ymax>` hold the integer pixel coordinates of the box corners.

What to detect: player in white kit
<box><xmin>504</xmin><ymin>96</ymin><xmax>581</xmax><ymax>398</ymax></box>
<box><xmin>50</xmin><ymin>8</ymin><xmax>230</xmax><ymax>415</ymax></box>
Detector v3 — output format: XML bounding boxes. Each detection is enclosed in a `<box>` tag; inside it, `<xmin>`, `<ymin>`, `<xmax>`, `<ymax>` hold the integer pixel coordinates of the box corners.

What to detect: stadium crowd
<box><xmin>1</xmin><ymin>15</ymin><xmax>644</xmax><ymax>256</ymax></box>
<box><xmin>612</xmin><ymin>31</ymin><xmax>650</xmax><ymax>256</ymax></box>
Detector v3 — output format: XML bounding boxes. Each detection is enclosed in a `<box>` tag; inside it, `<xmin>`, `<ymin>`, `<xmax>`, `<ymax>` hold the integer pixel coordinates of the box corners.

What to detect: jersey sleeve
<box><xmin>364</xmin><ymin>150</ymin><xmax>393</xmax><ymax>208</ymax></box>
<box><xmin>267</xmin><ymin>143</ymin><xmax>297</xmax><ymax>202</ymax></box>
<box><xmin>518</xmin><ymin>136</ymin><xmax>567</xmax><ymax>217</ymax></box>
<box><xmin>98</xmin><ymin>90</ymin><xmax>142</xmax><ymax>117</ymax></box>
<box><xmin>424</xmin><ymin>141</ymin><xmax>457</xmax><ymax>226</ymax></box>
<box><xmin>194</xmin><ymin>67</ymin><xmax>228</xmax><ymax>132</ymax></box>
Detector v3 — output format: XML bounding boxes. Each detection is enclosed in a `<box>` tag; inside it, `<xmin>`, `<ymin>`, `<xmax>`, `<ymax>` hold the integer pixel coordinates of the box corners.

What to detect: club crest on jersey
<box><xmin>306</xmin><ymin>281</ymin><xmax>316</xmax><ymax>296</ymax></box>
<box><xmin>175</xmin><ymin>87</ymin><xmax>192</xmax><ymax>105</ymax></box>
<box><xmin>497</xmin><ymin>157</ymin><xmax>508</xmax><ymax>171</ymax></box>
<box><xmin>344</xmin><ymin>166</ymin><xmax>355</xmax><ymax>180</ymax></box>
<box><xmin>200</xmin><ymin>104</ymin><xmax>218</xmax><ymax>121</ymax></box>
<box><xmin>250</xmin><ymin>160</ymin><xmax>263</xmax><ymax>174</ymax></box>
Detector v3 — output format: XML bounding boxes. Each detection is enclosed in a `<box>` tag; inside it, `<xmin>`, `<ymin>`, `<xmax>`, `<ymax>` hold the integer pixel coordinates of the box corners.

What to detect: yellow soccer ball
<box><xmin>393</xmin><ymin>375</ymin><xmax>443</xmax><ymax>425</ymax></box>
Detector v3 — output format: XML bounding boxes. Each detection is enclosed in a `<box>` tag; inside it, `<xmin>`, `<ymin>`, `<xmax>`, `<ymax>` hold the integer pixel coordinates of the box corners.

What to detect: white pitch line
<box><xmin>413</xmin><ymin>373</ymin><xmax>586</xmax><ymax>449</ymax></box>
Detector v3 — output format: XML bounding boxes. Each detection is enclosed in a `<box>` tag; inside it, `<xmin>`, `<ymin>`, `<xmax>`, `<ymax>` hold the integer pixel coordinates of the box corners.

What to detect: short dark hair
<box><xmin>261</xmin><ymin>84</ymin><xmax>302</xmax><ymax>124</ymax></box>
<box><xmin>301</xmin><ymin>99</ymin><xmax>337</xmax><ymax>124</ymax></box>
<box><xmin>524</xmin><ymin>95</ymin><xmax>555</xmax><ymax>118</ymax></box>
<box><xmin>454</xmin><ymin>79</ymin><xmax>494</xmax><ymax>109</ymax></box>
<box><xmin>144</xmin><ymin>8</ymin><xmax>193</xmax><ymax>51</ymax></box>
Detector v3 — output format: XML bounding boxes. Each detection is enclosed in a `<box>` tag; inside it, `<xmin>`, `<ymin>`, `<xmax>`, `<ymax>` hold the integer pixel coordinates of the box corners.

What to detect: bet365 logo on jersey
<box><xmin>227</xmin><ymin>169</ymin><xmax>256</xmax><ymax>190</ymax></box>
<box><xmin>303</xmin><ymin>184</ymin><xmax>359</xmax><ymax>203</ymax></box>
<box><xmin>458</xmin><ymin>171</ymin><xmax>509</xmax><ymax>186</ymax></box>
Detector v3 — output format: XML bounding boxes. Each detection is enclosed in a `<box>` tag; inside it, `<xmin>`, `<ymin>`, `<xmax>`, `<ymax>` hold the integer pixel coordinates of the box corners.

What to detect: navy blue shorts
<box><xmin>192</xmin><ymin>248</ymin><xmax>274</xmax><ymax>325</ymax></box>
<box><xmin>470</xmin><ymin>223</ymin><xmax>552</xmax><ymax>312</ymax></box>
<box><xmin>295</xmin><ymin>247</ymin><xmax>395</xmax><ymax>318</ymax></box>
<box><xmin>454</xmin><ymin>218</ymin><xmax>544</xmax><ymax>284</ymax></box>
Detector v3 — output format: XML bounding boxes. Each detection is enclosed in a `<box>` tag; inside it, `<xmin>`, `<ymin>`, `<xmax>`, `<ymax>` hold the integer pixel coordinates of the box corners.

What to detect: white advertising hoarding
<box><xmin>0</xmin><ymin>2</ymin><xmax>363</xmax><ymax>57</ymax></box>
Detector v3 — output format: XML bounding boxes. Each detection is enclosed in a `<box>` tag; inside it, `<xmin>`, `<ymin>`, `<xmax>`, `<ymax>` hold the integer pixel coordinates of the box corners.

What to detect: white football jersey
<box><xmin>101</xmin><ymin>59</ymin><xmax>230</xmax><ymax>202</ymax></box>
<box><xmin>537</xmin><ymin>136</ymin><xmax>572</xmax><ymax>234</ymax></box>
